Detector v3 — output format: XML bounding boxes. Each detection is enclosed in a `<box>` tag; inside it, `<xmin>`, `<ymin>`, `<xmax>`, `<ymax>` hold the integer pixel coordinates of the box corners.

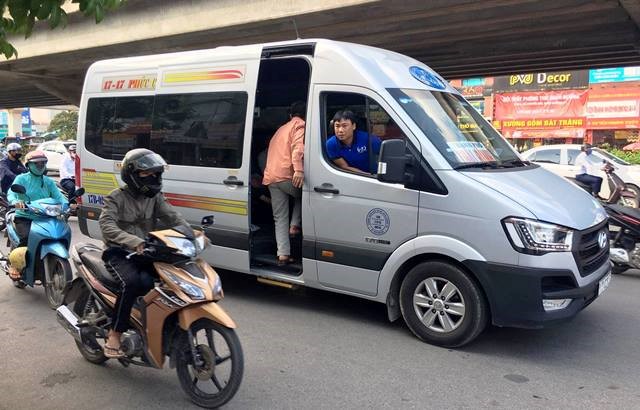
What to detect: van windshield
<box><xmin>388</xmin><ymin>89</ymin><xmax>522</xmax><ymax>169</ymax></box>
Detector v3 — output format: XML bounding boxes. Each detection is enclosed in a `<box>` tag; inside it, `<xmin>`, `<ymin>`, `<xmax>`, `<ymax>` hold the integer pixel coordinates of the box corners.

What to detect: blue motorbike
<box><xmin>1</xmin><ymin>184</ymin><xmax>84</xmax><ymax>309</ymax></box>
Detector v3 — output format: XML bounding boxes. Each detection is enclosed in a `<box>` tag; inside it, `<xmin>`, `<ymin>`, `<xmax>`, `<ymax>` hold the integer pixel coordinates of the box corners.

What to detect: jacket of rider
<box><xmin>7</xmin><ymin>172</ymin><xmax>68</xmax><ymax>219</ymax></box>
<box><xmin>99</xmin><ymin>186</ymin><xmax>189</xmax><ymax>250</ymax></box>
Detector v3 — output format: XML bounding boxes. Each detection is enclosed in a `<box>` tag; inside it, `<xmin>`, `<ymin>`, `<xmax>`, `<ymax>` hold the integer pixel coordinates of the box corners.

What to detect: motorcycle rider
<box><xmin>0</xmin><ymin>143</ymin><xmax>27</xmax><ymax>194</ymax></box>
<box><xmin>575</xmin><ymin>143</ymin><xmax>604</xmax><ymax>198</ymax></box>
<box><xmin>59</xmin><ymin>144</ymin><xmax>78</xmax><ymax>198</ymax></box>
<box><xmin>6</xmin><ymin>151</ymin><xmax>68</xmax><ymax>280</ymax></box>
<box><xmin>99</xmin><ymin>148</ymin><xmax>190</xmax><ymax>358</ymax></box>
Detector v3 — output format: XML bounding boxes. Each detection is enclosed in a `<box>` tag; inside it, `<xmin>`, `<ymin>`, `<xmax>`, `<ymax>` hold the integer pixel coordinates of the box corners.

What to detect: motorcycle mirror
<box><xmin>201</xmin><ymin>215</ymin><xmax>215</xmax><ymax>227</ymax></box>
<box><xmin>10</xmin><ymin>184</ymin><xmax>26</xmax><ymax>194</ymax></box>
<box><xmin>74</xmin><ymin>188</ymin><xmax>85</xmax><ymax>197</ymax></box>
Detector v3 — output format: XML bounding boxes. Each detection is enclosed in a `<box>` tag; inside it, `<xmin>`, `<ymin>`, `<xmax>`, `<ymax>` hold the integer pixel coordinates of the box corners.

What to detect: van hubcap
<box><xmin>413</xmin><ymin>277</ymin><xmax>466</xmax><ymax>333</ymax></box>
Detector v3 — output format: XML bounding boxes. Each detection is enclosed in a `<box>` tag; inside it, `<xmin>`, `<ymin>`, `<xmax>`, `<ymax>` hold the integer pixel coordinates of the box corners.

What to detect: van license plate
<box><xmin>598</xmin><ymin>272</ymin><xmax>611</xmax><ymax>296</ymax></box>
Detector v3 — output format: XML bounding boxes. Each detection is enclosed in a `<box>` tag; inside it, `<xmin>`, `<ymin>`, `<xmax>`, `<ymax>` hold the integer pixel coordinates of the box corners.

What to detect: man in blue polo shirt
<box><xmin>326</xmin><ymin>110</ymin><xmax>381</xmax><ymax>175</ymax></box>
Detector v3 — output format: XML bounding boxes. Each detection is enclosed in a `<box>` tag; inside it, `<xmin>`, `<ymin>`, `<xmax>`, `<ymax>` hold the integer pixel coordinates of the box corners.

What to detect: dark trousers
<box><xmin>576</xmin><ymin>173</ymin><xmax>603</xmax><ymax>195</ymax></box>
<box><xmin>60</xmin><ymin>178</ymin><xmax>76</xmax><ymax>198</ymax></box>
<box><xmin>14</xmin><ymin>217</ymin><xmax>32</xmax><ymax>247</ymax></box>
<box><xmin>103</xmin><ymin>248</ymin><xmax>155</xmax><ymax>333</ymax></box>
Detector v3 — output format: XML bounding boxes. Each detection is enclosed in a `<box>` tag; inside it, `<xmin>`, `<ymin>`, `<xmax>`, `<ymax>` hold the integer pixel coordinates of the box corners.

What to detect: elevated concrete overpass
<box><xmin>1</xmin><ymin>0</ymin><xmax>639</xmax><ymax>108</ymax></box>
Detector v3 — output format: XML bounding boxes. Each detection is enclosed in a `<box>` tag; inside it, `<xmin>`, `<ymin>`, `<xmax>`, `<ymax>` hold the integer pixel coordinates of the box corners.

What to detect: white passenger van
<box><xmin>76</xmin><ymin>39</ymin><xmax>611</xmax><ymax>347</ymax></box>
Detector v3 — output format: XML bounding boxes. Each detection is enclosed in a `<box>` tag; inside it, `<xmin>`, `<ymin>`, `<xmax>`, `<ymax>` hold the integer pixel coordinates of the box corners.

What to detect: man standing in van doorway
<box><xmin>263</xmin><ymin>101</ymin><xmax>306</xmax><ymax>266</ymax></box>
<box><xmin>575</xmin><ymin>143</ymin><xmax>603</xmax><ymax>198</ymax></box>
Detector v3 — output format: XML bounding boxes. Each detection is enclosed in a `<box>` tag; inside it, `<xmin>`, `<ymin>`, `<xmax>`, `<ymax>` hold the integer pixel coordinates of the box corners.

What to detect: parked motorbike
<box><xmin>569</xmin><ymin>160</ymin><xmax>639</xmax><ymax>208</ymax></box>
<box><xmin>604</xmin><ymin>203</ymin><xmax>640</xmax><ymax>274</ymax></box>
<box><xmin>56</xmin><ymin>220</ymin><xmax>243</xmax><ymax>409</ymax></box>
<box><xmin>0</xmin><ymin>184</ymin><xmax>84</xmax><ymax>308</ymax></box>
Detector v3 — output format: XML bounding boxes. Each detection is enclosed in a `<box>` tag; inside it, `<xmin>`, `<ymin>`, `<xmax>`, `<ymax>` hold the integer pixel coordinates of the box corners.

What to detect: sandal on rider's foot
<box><xmin>104</xmin><ymin>345</ymin><xmax>124</xmax><ymax>359</ymax></box>
<box><xmin>8</xmin><ymin>269</ymin><xmax>21</xmax><ymax>281</ymax></box>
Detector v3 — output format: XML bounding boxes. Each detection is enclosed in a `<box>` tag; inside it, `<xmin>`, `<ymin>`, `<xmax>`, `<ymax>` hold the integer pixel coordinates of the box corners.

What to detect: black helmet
<box><xmin>121</xmin><ymin>148</ymin><xmax>167</xmax><ymax>198</ymax></box>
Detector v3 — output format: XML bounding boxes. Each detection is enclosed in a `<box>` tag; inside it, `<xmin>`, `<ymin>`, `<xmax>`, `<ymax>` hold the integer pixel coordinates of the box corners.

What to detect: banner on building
<box><xmin>501</xmin><ymin>128</ymin><xmax>586</xmax><ymax>140</ymax></box>
<box><xmin>587</xmin><ymin>85</ymin><xmax>640</xmax><ymax>129</ymax></box>
<box><xmin>494</xmin><ymin>90</ymin><xmax>587</xmax><ymax>129</ymax></box>
<box><xmin>0</xmin><ymin>111</ymin><xmax>7</xmax><ymax>140</ymax></box>
<box><xmin>21</xmin><ymin>109</ymin><xmax>31</xmax><ymax>136</ymax></box>
<box><xmin>589</xmin><ymin>67</ymin><xmax>640</xmax><ymax>84</ymax></box>
<box><xmin>494</xmin><ymin>70</ymin><xmax>588</xmax><ymax>92</ymax></box>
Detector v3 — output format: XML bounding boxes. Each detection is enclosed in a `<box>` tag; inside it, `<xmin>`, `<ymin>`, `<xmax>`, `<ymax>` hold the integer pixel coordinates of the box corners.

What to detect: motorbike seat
<box><xmin>608</xmin><ymin>204</ymin><xmax>640</xmax><ymax>220</ymax></box>
<box><xmin>79</xmin><ymin>250</ymin><xmax>121</xmax><ymax>294</ymax></box>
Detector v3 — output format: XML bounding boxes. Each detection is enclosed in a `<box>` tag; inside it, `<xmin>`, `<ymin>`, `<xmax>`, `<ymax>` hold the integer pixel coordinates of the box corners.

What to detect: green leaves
<box><xmin>1</xmin><ymin>0</ymin><xmax>125</xmax><ymax>59</ymax></box>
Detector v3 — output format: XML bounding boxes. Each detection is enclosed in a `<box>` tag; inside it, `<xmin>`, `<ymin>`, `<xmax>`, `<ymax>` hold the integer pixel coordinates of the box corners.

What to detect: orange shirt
<box><xmin>263</xmin><ymin>116</ymin><xmax>305</xmax><ymax>186</ymax></box>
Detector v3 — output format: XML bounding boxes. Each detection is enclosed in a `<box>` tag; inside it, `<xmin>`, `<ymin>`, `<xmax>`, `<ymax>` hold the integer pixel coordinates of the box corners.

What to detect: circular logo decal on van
<box><xmin>367</xmin><ymin>208</ymin><xmax>390</xmax><ymax>236</ymax></box>
<box><xmin>409</xmin><ymin>66</ymin><xmax>446</xmax><ymax>90</ymax></box>
<box><xmin>598</xmin><ymin>230</ymin><xmax>608</xmax><ymax>249</ymax></box>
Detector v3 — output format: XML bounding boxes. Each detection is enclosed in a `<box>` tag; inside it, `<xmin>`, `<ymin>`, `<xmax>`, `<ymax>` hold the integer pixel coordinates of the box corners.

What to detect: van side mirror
<box><xmin>10</xmin><ymin>184</ymin><xmax>26</xmax><ymax>194</ymax></box>
<box><xmin>377</xmin><ymin>139</ymin><xmax>407</xmax><ymax>184</ymax></box>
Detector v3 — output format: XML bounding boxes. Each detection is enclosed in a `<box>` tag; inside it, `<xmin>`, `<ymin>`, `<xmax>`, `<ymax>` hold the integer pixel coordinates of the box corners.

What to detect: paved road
<box><xmin>1</xmin><ymin>219</ymin><xmax>640</xmax><ymax>409</ymax></box>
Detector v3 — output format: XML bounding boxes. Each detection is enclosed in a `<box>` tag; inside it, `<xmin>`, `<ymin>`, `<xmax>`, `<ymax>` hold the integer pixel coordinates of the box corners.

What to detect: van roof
<box><xmin>85</xmin><ymin>38</ymin><xmax>458</xmax><ymax>94</ymax></box>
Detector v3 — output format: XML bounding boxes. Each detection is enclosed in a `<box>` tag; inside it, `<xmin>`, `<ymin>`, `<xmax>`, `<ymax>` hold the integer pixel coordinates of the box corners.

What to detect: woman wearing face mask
<box><xmin>6</xmin><ymin>150</ymin><xmax>68</xmax><ymax>280</ymax></box>
<box><xmin>0</xmin><ymin>142</ymin><xmax>27</xmax><ymax>194</ymax></box>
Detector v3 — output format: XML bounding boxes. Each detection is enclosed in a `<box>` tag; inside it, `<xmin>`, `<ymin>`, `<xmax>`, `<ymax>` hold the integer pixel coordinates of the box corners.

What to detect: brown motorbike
<box><xmin>56</xmin><ymin>221</ymin><xmax>243</xmax><ymax>408</ymax></box>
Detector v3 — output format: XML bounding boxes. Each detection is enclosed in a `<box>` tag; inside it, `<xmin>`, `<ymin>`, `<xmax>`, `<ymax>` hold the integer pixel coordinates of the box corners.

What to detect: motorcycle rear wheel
<box><xmin>45</xmin><ymin>255</ymin><xmax>72</xmax><ymax>309</ymax></box>
<box><xmin>73</xmin><ymin>291</ymin><xmax>108</xmax><ymax>365</ymax></box>
<box><xmin>176</xmin><ymin>319</ymin><xmax>244</xmax><ymax>409</ymax></box>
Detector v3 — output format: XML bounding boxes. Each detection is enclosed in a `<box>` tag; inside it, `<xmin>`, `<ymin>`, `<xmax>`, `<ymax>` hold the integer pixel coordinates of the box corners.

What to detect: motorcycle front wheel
<box><xmin>176</xmin><ymin>319</ymin><xmax>244</xmax><ymax>409</ymax></box>
<box><xmin>45</xmin><ymin>255</ymin><xmax>72</xmax><ymax>309</ymax></box>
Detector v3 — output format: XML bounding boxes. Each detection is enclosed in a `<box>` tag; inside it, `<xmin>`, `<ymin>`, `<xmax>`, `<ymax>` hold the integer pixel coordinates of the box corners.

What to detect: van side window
<box><xmin>85</xmin><ymin>92</ymin><xmax>247</xmax><ymax>168</ymax></box>
<box><xmin>322</xmin><ymin>92</ymin><xmax>408</xmax><ymax>176</ymax></box>
<box><xmin>85</xmin><ymin>97</ymin><xmax>153</xmax><ymax>160</ymax></box>
<box><xmin>151</xmin><ymin>92</ymin><xmax>247</xmax><ymax>168</ymax></box>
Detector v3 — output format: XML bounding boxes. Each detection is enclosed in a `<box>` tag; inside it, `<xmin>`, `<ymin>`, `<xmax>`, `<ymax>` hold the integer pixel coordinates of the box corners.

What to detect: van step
<box><xmin>251</xmin><ymin>254</ymin><xmax>302</xmax><ymax>276</ymax></box>
<box><xmin>257</xmin><ymin>277</ymin><xmax>297</xmax><ymax>289</ymax></box>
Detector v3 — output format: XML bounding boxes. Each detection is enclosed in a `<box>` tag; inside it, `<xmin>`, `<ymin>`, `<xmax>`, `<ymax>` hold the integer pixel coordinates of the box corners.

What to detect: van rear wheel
<box><xmin>399</xmin><ymin>261</ymin><xmax>488</xmax><ymax>348</ymax></box>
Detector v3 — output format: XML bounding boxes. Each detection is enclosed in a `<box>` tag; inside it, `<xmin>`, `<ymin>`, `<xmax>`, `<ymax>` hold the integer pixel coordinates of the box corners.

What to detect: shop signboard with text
<box><xmin>494</xmin><ymin>70</ymin><xmax>588</xmax><ymax>92</ymax></box>
<box><xmin>0</xmin><ymin>111</ymin><xmax>7</xmax><ymax>140</ymax></box>
<box><xmin>586</xmin><ymin>85</ymin><xmax>640</xmax><ymax>129</ymax></box>
<box><xmin>589</xmin><ymin>67</ymin><xmax>640</xmax><ymax>84</ymax></box>
<box><xmin>494</xmin><ymin>90</ymin><xmax>587</xmax><ymax>130</ymax></box>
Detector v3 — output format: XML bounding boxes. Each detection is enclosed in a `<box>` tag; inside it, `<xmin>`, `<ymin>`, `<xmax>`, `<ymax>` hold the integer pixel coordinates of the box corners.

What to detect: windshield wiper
<box><xmin>507</xmin><ymin>158</ymin><xmax>530</xmax><ymax>166</ymax></box>
<box><xmin>454</xmin><ymin>161</ymin><xmax>499</xmax><ymax>170</ymax></box>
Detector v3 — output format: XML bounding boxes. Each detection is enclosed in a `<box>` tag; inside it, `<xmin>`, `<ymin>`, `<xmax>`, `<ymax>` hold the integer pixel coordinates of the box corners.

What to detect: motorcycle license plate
<box><xmin>598</xmin><ymin>272</ymin><xmax>611</xmax><ymax>296</ymax></box>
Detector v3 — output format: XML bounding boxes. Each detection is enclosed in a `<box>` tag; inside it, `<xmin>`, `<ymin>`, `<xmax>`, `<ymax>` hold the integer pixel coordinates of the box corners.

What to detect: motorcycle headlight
<box><xmin>503</xmin><ymin>217</ymin><xmax>574</xmax><ymax>254</ymax></box>
<box><xmin>166</xmin><ymin>236</ymin><xmax>196</xmax><ymax>257</ymax></box>
<box><xmin>44</xmin><ymin>204</ymin><xmax>63</xmax><ymax>217</ymax></box>
<box><xmin>164</xmin><ymin>271</ymin><xmax>205</xmax><ymax>300</ymax></box>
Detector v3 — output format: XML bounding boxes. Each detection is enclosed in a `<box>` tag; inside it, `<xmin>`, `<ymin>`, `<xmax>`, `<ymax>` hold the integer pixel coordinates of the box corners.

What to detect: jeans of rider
<box><xmin>102</xmin><ymin>247</ymin><xmax>155</xmax><ymax>333</ymax></box>
<box><xmin>59</xmin><ymin>178</ymin><xmax>75</xmax><ymax>198</ymax></box>
<box><xmin>576</xmin><ymin>173</ymin><xmax>603</xmax><ymax>195</ymax></box>
<box><xmin>14</xmin><ymin>217</ymin><xmax>32</xmax><ymax>247</ymax></box>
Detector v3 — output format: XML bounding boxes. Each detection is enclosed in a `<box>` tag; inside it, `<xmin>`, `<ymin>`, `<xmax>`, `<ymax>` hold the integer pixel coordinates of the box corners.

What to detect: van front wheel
<box><xmin>399</xmin><ymin>261</ymin><xmax>488</xmax><ymax>348</ymax></box>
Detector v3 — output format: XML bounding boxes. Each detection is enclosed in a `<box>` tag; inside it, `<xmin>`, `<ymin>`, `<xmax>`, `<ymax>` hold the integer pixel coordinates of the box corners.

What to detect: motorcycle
<box><xmin>569</xmin><ymin>160</ymin><xmax>639</xmax><ymax>208</ymax></box>
<box><xmin>604</xmin><ymin>203</ymin><xmax>640</xmax><ymax>274</ymax></box>
<box><xmin>56</xmin><ymin>219</ymin><xmax>243</xmax><ymax>409</ymax></box>
<box><xmin>56</xmin><ymin>179</ymin><xmax>79</xmax><ymax>217</ymax></box>
<box><xmin>0</xmin><ymin>184</ymin><xmax>84</xmax><ymax>308</ymax></box>
<box><xmin>0</xmin><ymin>193</ymin><xmax>9</xmax><ymax>231</ymax></box>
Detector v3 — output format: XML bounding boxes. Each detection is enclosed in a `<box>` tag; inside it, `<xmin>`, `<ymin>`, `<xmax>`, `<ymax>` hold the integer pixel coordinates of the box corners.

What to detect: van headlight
<box><xmin>502</xmin><ymin>217</ymin><xmax>574</xmax><ymax>254</ymax></box>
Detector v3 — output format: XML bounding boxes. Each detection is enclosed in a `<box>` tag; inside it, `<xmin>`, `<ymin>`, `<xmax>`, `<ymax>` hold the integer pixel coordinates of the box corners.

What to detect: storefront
<box><xmin>587</xmin><ymin>67</ymin><xmax>640</xmax><ymax>148</ymax></box>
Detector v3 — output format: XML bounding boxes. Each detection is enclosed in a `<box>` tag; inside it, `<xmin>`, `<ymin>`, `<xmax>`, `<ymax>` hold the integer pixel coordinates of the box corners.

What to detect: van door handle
<box><xmin>314</xmin><ymin>185</ymin><xmax>339</xmax><ymax>195</ymax></box>
<box><xmin>223</xmin><ymin>178</ymin><xmax>244</xmax><ymax>186</ymax></box>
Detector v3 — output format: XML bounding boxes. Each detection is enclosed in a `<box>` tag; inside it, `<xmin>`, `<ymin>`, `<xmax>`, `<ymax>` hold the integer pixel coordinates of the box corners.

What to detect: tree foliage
<box><xmin>0</xmin><ymin>0</ymin><xmax>125</xmax><ymax>59</ymax></box>
<box><xmin>47</xmin><ymin>109</ymin><xmax>78</xmax><ymax>140</ymax></box>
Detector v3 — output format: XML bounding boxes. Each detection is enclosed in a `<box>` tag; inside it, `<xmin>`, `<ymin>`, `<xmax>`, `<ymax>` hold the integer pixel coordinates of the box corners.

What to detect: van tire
<box><xmin>399</xmin><ymin>261</ymin><xmax>488</xmax><ymax>348</ymax></box>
